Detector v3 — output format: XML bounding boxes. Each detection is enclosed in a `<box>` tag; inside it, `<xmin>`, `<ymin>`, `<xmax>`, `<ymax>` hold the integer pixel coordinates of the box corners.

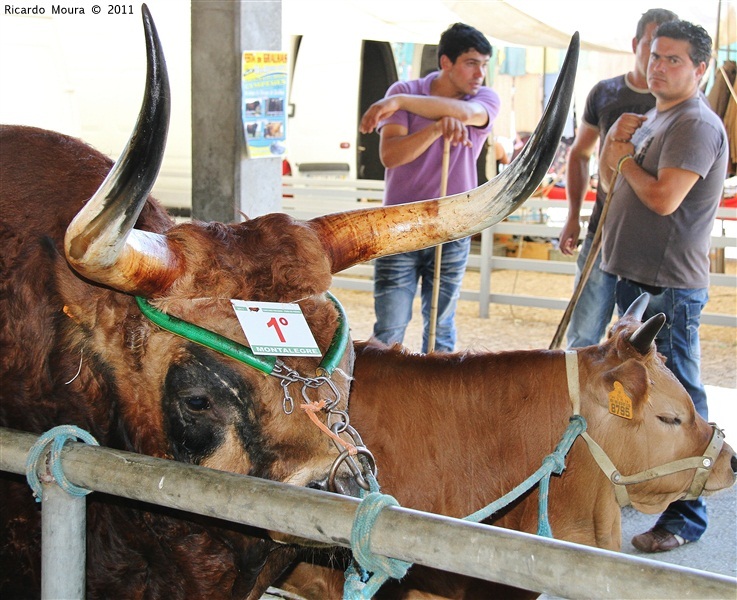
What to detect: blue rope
<box><xmin>344</xmin><ymin>416</ymin><xmax>586</xmax><ymax>598</ymax></box>
<box><xmin>343</xmin><ymin>469</ymin><xmax>412</xmax><ymax>600</ymax></box>
<box><xmin>464</xmin><ymin>416</ymin><xmax>586</xmax><ymax>537</ymax></box>
<box><xmin>25</xmin><ymin>425</ymin><xmax>99</xmax><ymax>503</ymax></box>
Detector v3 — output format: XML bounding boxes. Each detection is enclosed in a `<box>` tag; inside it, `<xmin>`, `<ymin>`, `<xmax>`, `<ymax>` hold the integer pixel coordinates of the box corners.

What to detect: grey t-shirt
<box><xmin>601</xmin><ymin>96</ymin><xmax>728</xmax><ymax>289</ymax></box>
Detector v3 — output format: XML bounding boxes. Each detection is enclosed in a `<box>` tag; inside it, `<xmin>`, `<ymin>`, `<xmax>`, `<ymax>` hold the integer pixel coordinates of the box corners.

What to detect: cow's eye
<box><xmin>658</xmin><ymin>415</ymin><xmax>682</xmax><ymax>426</ymax></box>
<box><xmin>183</xmin><ymin>394</ymin><xmax>211</xmax><ymax>412</ymax></box>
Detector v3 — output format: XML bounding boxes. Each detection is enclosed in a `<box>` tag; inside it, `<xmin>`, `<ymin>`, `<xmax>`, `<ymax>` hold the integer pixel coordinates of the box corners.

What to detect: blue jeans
<box><xmin>566</xmin><ymin>234</ymin><xmax>617</xmax><ymax>349</ymax></box>
<box><xmin>373</xmin><ymin>238</ymin><xmax>471</xmax><ymax>353</ymax></box>
<box><xmin>615</xmin><ymin>278</ymin><xmax>709</xmax><ymax>541</ymax></box>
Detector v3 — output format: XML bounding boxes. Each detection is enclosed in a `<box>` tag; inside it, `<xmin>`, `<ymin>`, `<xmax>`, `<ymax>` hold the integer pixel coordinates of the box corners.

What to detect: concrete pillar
<box><xmin>191</xmin><ymin>0</ymin><xmax>282</xmax><ymax>223</ymax></box>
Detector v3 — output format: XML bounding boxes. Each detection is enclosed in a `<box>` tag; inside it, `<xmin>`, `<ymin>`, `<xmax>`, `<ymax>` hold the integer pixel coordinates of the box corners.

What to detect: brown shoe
<box><xmin>632</xmin><ymin>526</ymin><xmax>688</xmax><ymax>553</ymax></box>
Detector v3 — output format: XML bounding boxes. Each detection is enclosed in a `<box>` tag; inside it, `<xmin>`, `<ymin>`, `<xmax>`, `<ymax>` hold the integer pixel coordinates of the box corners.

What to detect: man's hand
<box><xmin>558</xmin><ymin>218</ymin><xmax>581</xmax><ymax>256</ymax></box>
<box><xmin>600</xmin><ymin>113</ymin><xmax>646</xmax><ymax>187</ymax></box>
<box><xmin>438</xmin><ymin>116</ymin><xmax>472</xmax><ymax>148</ymax></box>
<box><xmin>608</xmin><ymin>113</ymin><xmax>647</xmax><ymax>143</ymax></box>
<box><xmin>359</xmin><ymin>97</ymin><xmax>400</xmax><ymax>134</ymax></box>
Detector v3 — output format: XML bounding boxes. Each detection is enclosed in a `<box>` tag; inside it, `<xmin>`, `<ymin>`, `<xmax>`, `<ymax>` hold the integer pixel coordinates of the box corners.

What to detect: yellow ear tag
<box><xmin>608</xmin><ymin>381</ymin><xmax>633</xmax><ymax>419</ymax></box>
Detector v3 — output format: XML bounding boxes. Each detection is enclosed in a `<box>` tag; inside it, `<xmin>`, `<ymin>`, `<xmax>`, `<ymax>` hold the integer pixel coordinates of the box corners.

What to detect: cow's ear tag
<box><xmin>231</xmin><ymin>300</ymin><xmax>321</xmax><ymax>357</ymax></box>
<box><xmin>608</xmin><ymin>381</ymin><xmax>633</xmax><ymax>419</ymax></box>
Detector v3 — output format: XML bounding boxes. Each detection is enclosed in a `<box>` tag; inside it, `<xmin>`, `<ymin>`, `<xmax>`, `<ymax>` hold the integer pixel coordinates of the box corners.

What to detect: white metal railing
<box><xmin>282</xmin><ymin>176</ymin><xmax>737</xmax><ymax>328</ymax></box>
<box><xmin>2</xmin><ymin>426</ymin><xmax>735</xmax><ymax>599</ymax></box>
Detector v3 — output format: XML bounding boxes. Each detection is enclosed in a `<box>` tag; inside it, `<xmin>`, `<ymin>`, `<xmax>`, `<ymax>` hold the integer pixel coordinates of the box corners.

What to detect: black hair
<box><xmin>654</xmin><ymin>20</ymin><xmax>713</xmax><ymax>66</ymax></box>
<box><xmin>437</xmin><ymin>23</ymin><xmax>492</xmax><ymax>67</ymax></box>
<box><xmin>636</xmin><ymin>8</ymin><xmax>678</xmax><ymax>40</ymax></box>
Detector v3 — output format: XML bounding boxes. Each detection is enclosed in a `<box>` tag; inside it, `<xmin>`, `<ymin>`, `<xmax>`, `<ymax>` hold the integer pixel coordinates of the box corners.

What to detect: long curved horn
<box><xmin>64</xmin><ymin>4</ymin><xmax>181</xmax><ymax>295</ymax></box>
<box><xmin>309</xmin><ymin>33</ymin><xmax>579</xmax><ymax>274</ymax></box>
<box><xmin>629</xmin><ymin>313</ymin><xmax>666</xmax><ymax>355</ymax></box>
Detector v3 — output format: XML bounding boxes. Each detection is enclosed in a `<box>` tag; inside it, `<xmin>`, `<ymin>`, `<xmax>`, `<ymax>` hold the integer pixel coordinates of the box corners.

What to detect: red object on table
<box><xmin>545</xmin><ymin>186</ymin><xmax>597</xmax><ymax>201</ymax></box>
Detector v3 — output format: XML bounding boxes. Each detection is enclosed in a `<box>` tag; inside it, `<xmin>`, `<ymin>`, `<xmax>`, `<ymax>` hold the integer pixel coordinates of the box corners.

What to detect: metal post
<box><xmin>41</xmin><ymin>482</ymin><xmax>86</xmax><ymax>600</ymax></box>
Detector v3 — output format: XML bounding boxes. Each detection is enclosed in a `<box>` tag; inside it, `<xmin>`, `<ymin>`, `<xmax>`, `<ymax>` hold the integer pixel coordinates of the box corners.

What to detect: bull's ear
<box><xmin>602</xmin><ymin>359</ymin><xmax>650</xmax><ymax>421</ymax></box>
<box><xmin>629</xmin><ymin>313</ymin><xmax>666</xmax><ymax>355</ymax></box>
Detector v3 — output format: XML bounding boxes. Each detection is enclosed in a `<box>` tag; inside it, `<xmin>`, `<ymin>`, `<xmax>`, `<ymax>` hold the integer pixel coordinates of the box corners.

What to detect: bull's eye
<box><xmin>181</xmin><ymin>392</ymin><xmax>211</xmax><ymax>412</ymax></box>
<box><xmin>186</xmin><ymin>396</ymin><xmax>210</xmax><ymax>411</ymax></box>
<box><xmin>658</xmin><ymin>415</ymin><xmax>682</xmax><ymax>426</ymax></box>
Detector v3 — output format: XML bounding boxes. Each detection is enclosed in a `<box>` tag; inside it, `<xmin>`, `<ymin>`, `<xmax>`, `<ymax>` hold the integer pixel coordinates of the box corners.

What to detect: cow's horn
<box><xmin>622</xmin><ymin>292</ymin><xmax>650</xmax><ymax>321</ymax></box>
<box><xmin>64</xmin><ymin>4</ymin><xmax>181</xmax><ymax>295</ymax></box>
<box><xmin>309</xmin><ymin>34</ymin><xmax>579</xmax><ymax>274</ymax></box>
<box><xmin>629</xmin><ymin>313</ymin><xmax>666</xmax><ymax>355</ymax></box>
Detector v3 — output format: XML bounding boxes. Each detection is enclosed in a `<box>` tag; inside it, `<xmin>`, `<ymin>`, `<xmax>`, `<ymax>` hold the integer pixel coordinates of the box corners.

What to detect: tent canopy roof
<box><xmin>283</xmin><ymin>0</ymin><xmax>735</xmax><ymax>53</ymax></box>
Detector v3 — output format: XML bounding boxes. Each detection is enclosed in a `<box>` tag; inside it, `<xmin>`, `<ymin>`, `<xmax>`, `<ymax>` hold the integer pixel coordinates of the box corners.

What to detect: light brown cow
<box><xmin>0</xmin><ymin>6</ymin><xmax>579</xmax><ymax>599</ymax></box>
<box><xmin>279</xmin><ymin>298</ymin><xmax>737</xmax><ymax>599</ymax></box>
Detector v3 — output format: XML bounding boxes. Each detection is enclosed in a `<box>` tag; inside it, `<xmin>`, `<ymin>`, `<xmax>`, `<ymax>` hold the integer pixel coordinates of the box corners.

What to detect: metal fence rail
<box><xmin>283</xmin><ymin>177</ymin><xmax>737</xmax><ymax>327</ymax></box>
<box><xmin>2</xmin><ymin>426</ymin><xmax>735</xmax><ymax>599</ymax></box>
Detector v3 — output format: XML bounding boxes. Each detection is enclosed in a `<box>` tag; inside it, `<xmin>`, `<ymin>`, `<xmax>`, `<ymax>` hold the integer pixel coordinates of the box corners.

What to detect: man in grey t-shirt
<box><xmin>559</xmin><ymin>8</ymin><xmax>677</xmax><ymax>349</ymax></box>
<box><xmin>599</xmin><ymin>20</ymin><xmax>728</xmax><ymax>553</ymax></box>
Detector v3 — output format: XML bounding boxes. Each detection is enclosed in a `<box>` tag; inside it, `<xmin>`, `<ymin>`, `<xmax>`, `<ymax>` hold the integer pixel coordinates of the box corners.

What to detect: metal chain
<box><xmin>271</xmin><ymin>359</ymin><xmax>377</xmax><ymax>491</ymax></box>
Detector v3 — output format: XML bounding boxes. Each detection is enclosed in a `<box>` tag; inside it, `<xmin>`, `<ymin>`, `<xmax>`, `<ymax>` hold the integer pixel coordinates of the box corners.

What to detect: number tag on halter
<box><xmin>231</xmin><ymin>300</ymin><xmax>321</xmax><ymax>357</ymax></box>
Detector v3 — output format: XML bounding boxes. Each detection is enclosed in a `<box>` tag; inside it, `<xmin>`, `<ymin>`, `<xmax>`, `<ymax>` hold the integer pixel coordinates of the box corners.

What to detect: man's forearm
<box><xmin>617</xmin><ymin>160</ymin><xmax>697</xmax><ymax>216</ymax></box>
<box><xmin>565</xmin><ymin>155</ymin><xmax>590</xmax><ymax>218</ymax></box>
<box><xmin>380</xmin><ymin>122</ymin><xmax>443</xmax><ymax>169</ymax></box>
<box><xmin>391</xmin><ymin>94</ymin><xmax>486</xmax><ymax>125</ymax></box>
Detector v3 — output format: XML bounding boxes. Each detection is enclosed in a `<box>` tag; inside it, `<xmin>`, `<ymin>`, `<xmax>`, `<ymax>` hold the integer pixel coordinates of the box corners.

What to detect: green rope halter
<box><xmin>134</xmin><ymin>291</ymin><xmax>350</xmax><ymax>376</ymax></box>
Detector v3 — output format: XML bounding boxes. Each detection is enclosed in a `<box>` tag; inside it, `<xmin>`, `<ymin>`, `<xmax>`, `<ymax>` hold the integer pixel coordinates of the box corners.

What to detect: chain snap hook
<box><xmin>280</xmin><ymin>379</ymin><xmax>295</xmax><ymax>414</ymax></box>
<box><xmin>329</xmin><ymin>446</ymin><xmax>377</xmax><ymax>492</ymax></box>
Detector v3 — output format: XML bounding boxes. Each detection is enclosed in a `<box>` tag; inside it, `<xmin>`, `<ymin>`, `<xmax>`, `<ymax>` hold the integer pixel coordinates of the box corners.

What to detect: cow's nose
<box><xmin>731</xmin><ymin>454</ymin><xmax>737</xmax><ymax>475</ymax></box>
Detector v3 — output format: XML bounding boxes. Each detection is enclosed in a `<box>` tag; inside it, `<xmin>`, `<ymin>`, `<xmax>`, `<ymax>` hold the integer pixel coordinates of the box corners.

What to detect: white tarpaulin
<box><xmin>478</xmin><ymin>0</ymin><xmax>736</xmax><ymax>52</ymax></box>
<box><xmin>282</xmin><ymin>0</ymin><xmax>467</xmax><ymax>43</ymax></box>
<box><xmin>444</xmin><ymin>0</ymin><xmax>628</xmax><ymax>53</ymax></box>
<box><xmin>284</xmin><ymin>0</ymin><xmax>735</xmax><ymax>53</ymax></box>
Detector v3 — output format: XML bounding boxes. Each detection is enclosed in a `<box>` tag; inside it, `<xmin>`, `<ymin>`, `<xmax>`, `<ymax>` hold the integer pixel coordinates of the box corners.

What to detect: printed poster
<box><xmin>242</xmin><ymin>51</ymin><xmax>288</xmax><ymax>158</ymax></box>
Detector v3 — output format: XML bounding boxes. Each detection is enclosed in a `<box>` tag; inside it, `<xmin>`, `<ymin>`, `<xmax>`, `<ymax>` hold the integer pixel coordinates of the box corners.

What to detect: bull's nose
<box><xmin>332</xmin><ymin>472</ymin><xmax>363</xmax><ymax>498</ymax></box>
<box><xmin>306</xmin><ymin>474</ymin><xmax>362</xmax><ymax>498</ymax></box>
<box><xmin>306</xmin><ymin>477</ymin><xmax>330</xmax><ymax>492</ymax></box>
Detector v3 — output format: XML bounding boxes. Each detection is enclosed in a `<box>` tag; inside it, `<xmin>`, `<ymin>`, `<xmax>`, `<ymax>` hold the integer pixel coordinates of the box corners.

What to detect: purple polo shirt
<box><xmin>379</xmin><ymin>71</ymin><xmax>500</xmax><ymax>206</ymax></box>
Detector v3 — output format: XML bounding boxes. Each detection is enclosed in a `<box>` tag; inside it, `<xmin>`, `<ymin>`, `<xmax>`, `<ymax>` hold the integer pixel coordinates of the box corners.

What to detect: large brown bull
<box><xmin>279</xmin><ymin>297</ymin><xmax>737</xmax><ymax>599</ymax></box>
<box><xmin>0</xmin><ymin>5</ymin><xmax>578</xmax><ymax>599</ymax></box>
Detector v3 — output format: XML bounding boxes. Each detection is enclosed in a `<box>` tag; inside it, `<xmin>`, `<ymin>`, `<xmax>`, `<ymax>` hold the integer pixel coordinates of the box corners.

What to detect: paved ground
<box><xmin>620</xmin><ymin>486</ymin><xmax>736</xmax><ymax>578</ymax></box>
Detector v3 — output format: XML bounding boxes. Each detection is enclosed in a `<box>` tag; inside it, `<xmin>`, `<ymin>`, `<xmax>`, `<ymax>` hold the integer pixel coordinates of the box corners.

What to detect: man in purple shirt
<box><xmin>359</xmin><ymin>23</ymin><xmax>500</xmax><ymax>352</ymax></box>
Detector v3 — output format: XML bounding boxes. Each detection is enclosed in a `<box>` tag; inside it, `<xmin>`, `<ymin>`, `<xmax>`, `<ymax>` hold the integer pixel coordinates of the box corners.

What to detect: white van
<box><xmin>285</xmin><ymin>33</ymin><xmax>436</xmax><ymax>181</ymax></box>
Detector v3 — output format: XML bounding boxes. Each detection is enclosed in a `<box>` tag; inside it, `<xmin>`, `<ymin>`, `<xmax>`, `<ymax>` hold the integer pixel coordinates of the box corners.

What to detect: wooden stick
<box><xmin>719</xmin><ymin>66</ymin><xmax>737</xmax><ymax>104</ymax></box>
<box><xmin>428</xmin><ymin>139</ymin><xmax>451</xmax><ymax>352</ymax></box>
<box><xmin>549</xmin><ymin>172</ymin><xmax>618</xmax><ymax>349</ymax></box>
